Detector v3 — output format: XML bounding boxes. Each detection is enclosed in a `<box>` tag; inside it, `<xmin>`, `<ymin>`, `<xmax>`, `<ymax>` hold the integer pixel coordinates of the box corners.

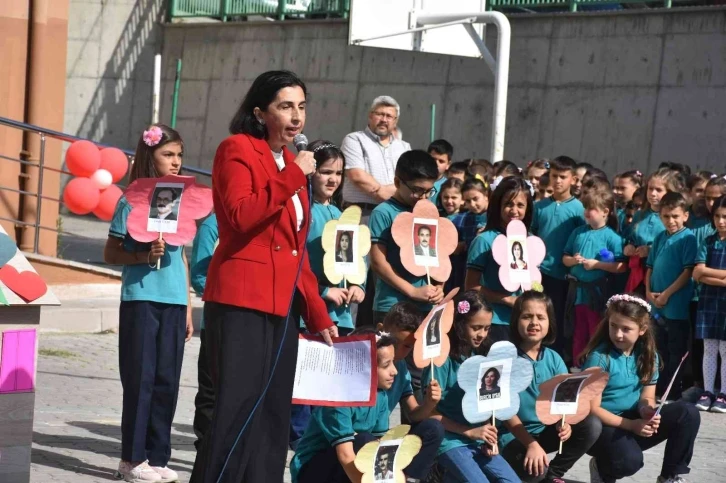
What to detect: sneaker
<box><xmin>115</xmin><ymin>461</ymin><xmax>161</xmax><ymax>482</ymax></box>
<box><xmin>657</xmin><ymin>476</ymin><xmax>691</xmax><ymax>483</ymax></box>
<box><xmin>695</xmin><ymin>391</ymin><xmax>715</xmax><ymax>411</ymax></box>
<box><xmin>589</xmin><ymin>457</ymin><xmax>605</xmax><ymax>483</ymax></box>
<box><xmin>710</xmin><ymin>394</ymin><xmax>726</xmax><ymax>413</ymax></box>
<box><xmin>149</xmin><ymin>466</ymin><xmax>179</xmax><ymax>483</ymax></box>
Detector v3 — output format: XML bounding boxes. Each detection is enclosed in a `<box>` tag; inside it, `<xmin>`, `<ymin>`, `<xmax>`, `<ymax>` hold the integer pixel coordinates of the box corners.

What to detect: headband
<box><xmin>376</xmin><ymin>331</ymin><xmax>390</xmax><ymax>342</ymax></box>
<box><xmin>313</xmin><ymin>143</ymin><xmax>337</xmax><ymax>153</ymax></box>
<box><xmin>474</xmin><ymin>174</ymin><xmax>489</xmax><ymax>189</ymax></box>
<box><xmin>606</xmin><ymin>294</ymin><xmax>651</xmax><ymax>313</ymax></box>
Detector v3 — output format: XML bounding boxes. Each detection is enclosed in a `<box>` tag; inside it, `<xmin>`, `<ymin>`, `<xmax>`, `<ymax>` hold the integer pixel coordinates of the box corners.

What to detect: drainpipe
<box><xmin>19</xmin><ymin>0</ymin><xmax>70</xmax><ymax>255</ymax></box>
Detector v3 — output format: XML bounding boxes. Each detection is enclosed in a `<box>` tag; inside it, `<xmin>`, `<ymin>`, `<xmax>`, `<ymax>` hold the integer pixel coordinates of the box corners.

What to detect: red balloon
<box><xmin>65</xmin><ymin>140</ymin><xmax>101</xmax><ymax>178</ymax></box>
<box><xmin>93</xmin><ymin>184</ymin><xmax>123</xmax><ymax>221</ymax></box>
<box><xmin>63</xmin><ymin>177</ymin><xmax>101</xmax><ymax>215</ymax></box>
<box><xmin>100</xmin><ymin>147</ymin><xmax>129</xmax><ymax>183</ymax></box>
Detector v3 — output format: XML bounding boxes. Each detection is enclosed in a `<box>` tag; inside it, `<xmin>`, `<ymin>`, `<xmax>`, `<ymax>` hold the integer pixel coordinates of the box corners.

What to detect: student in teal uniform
<box><xmin>104</xmin><ymin>124</ymin><xmax>193</xmax><ymax>483</ymax></box>
<box><xmin>190</xmin><ymin>213</ymin><xmax>218</xmax><ymax>451</ymax></box>
<box><xmin>376</xmin><ymin>303</ymin><xmax>445</xmax><ymax>480</ymax></box>
<box><xmin>423</xmin><ymin>291</ymin><xmax>519</xmax><ymax>483</ymax></box>
<box><xmin>624</xmin><ymin>168</ymin><xmax>686</xmax><ymax>294</ymax></box>
<box><xmin>450</xmin><ymin>176</ymin><xmax>490</xmax><ymax>292</ymax></box>
<box><xmin>428</xmin><ymin>138</ymin><xmax>454</xmax><ymax>208</ymax></box>
<box><xmin>583</xmin><ymin>295</ymin><xmax>700</xmax><ymax>483</ymax></box>
<box><xmin>292</xmin><ymin>329</ymin><xmax>442</xmax><ymax>483</ymax></box>
<box><xmin>289</xmin><ymin>141</ymin><xmax>366</xmax><ymax>449</ymax></box>
<box><xmin>439</xmin><ymin>178</ymin><xmax>464</xmax><ymax>217</ymax></box>
<box><xmin>500</xmin><ymin>291</ymin><xmax>601</xmax><ymax>483</ymax></box>
<box><xmin>304</xmin><ymin>140</ymin><xmax>365</xmax><ymax>335</ymax></box>
<box><xmin>613</xmin><ymin>170</ymin><xmax>642</xmax><ymax>239</ymax></box>
<box><xmin>530</xmin><ymin>156</ymin><xmax>585</xmax><ymax>361</ymax></box>
<box><xmin>466</xmin><ymin>176</ymin><xmax>533</xmax><ymax>342</ymax></box>
<box><xmin>693</xmin><ymin>195</ymin><xmax>726</xmax><ymax>412</ymax></box>
<box><xmin>370</xmin><ymin>150</ymin><xmax>443</xmax><ymax>323</ymax></box>
<box><xmin>563</xmin><ymin>190</ymin><xmax>626</xmax><ymax>367</ymax></box>
<box><xmin>645</xmin><ymin>192</ymin><xmax>697</xmax><ymax>401</ymax></box>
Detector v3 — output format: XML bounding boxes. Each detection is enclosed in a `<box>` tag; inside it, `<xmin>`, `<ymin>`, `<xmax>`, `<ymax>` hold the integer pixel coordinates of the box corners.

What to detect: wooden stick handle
<box><xmin>558</xmin><ymin>414</ymin><xmax>565</xmax><ymax>454</ymax></box>
<box><xmin>156</xmin><ymin>232</ymin><xmax>162</xmax><ymax>270</ymax></box>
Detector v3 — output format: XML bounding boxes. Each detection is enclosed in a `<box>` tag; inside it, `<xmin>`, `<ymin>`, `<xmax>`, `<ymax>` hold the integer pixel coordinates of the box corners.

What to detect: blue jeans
<box><xmin>439</xmin><ymin>445</ymin><xmax>519</xmax><ymax>483</ymax></box>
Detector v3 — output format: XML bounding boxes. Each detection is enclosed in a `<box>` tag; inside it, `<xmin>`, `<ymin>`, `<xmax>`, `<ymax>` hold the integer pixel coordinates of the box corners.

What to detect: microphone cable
<box><xmin>215</xmin><ymin>175</ymin><xmax>314</xmax><ymax>483</ymax></box>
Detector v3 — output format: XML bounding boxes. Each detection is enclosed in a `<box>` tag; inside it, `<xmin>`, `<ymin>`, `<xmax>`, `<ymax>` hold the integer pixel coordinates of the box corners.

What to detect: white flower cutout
<box><xmin>457</xmin><ymin>341</ymin><xmax>534</xmax><ymax>423</ymax></box>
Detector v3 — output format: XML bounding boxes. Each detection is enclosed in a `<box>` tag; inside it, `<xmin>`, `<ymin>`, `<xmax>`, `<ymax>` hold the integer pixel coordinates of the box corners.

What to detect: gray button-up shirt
<box><xmin>341</xmin><ymin>127</ymin><xmax>411</xmax><ymax>205</ymax></box>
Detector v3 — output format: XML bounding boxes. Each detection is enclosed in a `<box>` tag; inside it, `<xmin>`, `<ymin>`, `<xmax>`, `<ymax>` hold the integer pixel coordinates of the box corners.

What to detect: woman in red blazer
<box><xmin>191</xmin><ymin>70</ymin><xmax>337</xmax><ymax>483</ymax></box>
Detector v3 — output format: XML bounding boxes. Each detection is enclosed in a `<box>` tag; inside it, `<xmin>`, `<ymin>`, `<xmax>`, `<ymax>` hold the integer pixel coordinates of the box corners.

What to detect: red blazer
<box><xmin>203</xmin><ymin>133</ymin><xmax>333</xmax><ymax>334</ymax></box>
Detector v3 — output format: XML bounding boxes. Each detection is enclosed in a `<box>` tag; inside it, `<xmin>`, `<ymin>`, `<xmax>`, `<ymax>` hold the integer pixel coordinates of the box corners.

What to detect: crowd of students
<box><xmin>108</xmin><ymin>122</ymin><xmax>724</xmax><ymax>483</ymax></box>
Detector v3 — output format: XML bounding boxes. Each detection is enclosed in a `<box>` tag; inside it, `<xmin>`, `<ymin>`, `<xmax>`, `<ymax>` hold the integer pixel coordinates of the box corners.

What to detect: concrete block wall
<box><xmin>64</xmin><ymin>0</ymin><xmax>165</xmax><ymax>150</ymax></box>
<box><xmin>63</xmin><ymin>4</ymin><xmax>726</xmax><ymax>176</ymax></box>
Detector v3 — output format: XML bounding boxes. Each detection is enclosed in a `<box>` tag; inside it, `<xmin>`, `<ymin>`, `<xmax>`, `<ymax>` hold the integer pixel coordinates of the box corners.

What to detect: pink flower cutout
<box><xmin>491</xmin><ymin>220</ymin><xmax>546</xmax><ymax>292</ymax></box>
<box><xmin>125</xmin><ymin>174</ymin><xmax>213</xmax><ymax>246</ymax></box>
<box><xmin>143</xmin><ymin>126</ymin><xmax>163</xmax><ymax>146</ymax></box>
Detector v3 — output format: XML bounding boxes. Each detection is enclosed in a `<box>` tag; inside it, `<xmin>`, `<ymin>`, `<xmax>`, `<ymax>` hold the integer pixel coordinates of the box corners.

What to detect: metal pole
<box><xmin>34</xmin><ymin>133</ymin><xmax>46</xmax><ymax>254</ymax></box>
<box><xmin>152</xmin><ymin>54</ymin><xmax>162</xmax><ymax>124</ymax></box>
<box><xmin>171</xmin><ymin>59</ymin><xmax>183</xmax><ymax>129</ymax></box>
<box><xmin>416</xmin><ymin>12</ymin><xmax>510</xmax><ymax>162</ymax></box>
<box><xmin>430</xmin><ymin>104</ymin><xmax>436</xmax><ymax>142</ymax></box>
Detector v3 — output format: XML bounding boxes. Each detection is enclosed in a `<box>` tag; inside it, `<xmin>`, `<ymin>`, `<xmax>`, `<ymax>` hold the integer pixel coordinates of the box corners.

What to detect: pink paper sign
<box><xmin>492</xmin><ymin>220</ymin><xmax>546</xmax><ymax>292</ymax></box>
<box><xmin>0</xmin><ymin>329</ymin><xmax>37</xmax><ymax>393</ymax></box>
<box><xmin>125</xmin><ymin>175</ymin><xmax>213</xmax><ymax>246</ymax></box>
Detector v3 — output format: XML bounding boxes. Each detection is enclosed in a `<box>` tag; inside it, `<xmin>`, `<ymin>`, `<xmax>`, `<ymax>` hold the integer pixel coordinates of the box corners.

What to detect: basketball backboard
<box><xmin>349</xmin><ymin>0</ymin><xmax>487</xmax><ymax>58</ymax></box>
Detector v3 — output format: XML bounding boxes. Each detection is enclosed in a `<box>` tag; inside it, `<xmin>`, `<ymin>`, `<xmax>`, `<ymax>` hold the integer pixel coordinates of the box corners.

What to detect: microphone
<box><xmin>294</xmin><ymin>133</ymin><xmax>308</xmax><ymax>152</ymax></box>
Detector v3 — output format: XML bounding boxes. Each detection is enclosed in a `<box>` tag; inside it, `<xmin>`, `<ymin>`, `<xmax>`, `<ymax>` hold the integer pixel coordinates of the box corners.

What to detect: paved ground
<box><xmin>31</xmin><ymin>332</ymin><xmax>726</xmax><ymax>483</ymax></box>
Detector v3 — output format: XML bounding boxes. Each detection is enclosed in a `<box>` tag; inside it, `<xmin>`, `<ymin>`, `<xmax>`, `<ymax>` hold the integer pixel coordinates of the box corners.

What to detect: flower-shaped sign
<box><xmin>125</xmin><ymin>175</ymin><xmax>213</xmax><ymax>246</ymax></box>
<box><xmin>322</xmin><ymin>205</ymin><xmax>371</xmax><ymax>286</ymax></box>
<box><xmin>492</xmin><ymin>220</ymin><xmax>546</xmax><ymax>292</ymax></box>
<box><xmin>354</xmin><ymin>425</ymin><xmax>422</xmax><ymax>483</ymax></box>
<box><xmin>0</xmin><ymin>232</ymin><xmax>47</xmax><ymax>304</ymax></box>
<box><xmin>458</xmin><ymin>341</ymin><xmax>534</xmax><ymax>423</ymax></box>
<box><xmin>535</xmin><ymin>367</ymin><xmax>609</xmax><ymax>424</ymax></box>
<box><xmin>412</xmin><ymin>288</ymin><xmax>459</xmax><ymax>369</ymax></box>
<box><xmin>391</xmin><ymin>199</ymin><xmax>458</xmax><ymax>283</ymax></box>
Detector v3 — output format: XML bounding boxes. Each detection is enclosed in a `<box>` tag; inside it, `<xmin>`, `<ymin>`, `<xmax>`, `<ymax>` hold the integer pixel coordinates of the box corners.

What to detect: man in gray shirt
<box><xmin>341</xmin><ymin>96</ymin><xmax>411</xmax><ymax>214</ymax></box>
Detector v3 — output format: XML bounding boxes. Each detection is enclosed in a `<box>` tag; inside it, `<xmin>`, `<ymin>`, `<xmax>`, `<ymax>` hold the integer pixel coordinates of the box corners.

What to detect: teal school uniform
<box><xmin>532</xmin><ymin>197</ymin><xmax>586</xmax><ymax>280</ymax></box>
<box><xmin>302</xmin><ymin>202</ymin><xmax>363</xmax><ymax>331</ymax></box>
<box><xmin>629</xmin><ymin>209</ymin><xmax>664</xmax><ymax>248</ymax></box>
<box><xmin>289</xmin><ymin>390</ymin><xmax>390</xmax><ymax>482</ymax></box>
<box><xmin>370</xmin><ymin>198</ymin><xmax>431</xmax><ymax>313</ymax></box>
<box><xmin>563</xmin><ymin>225</ymin><xmax>625</xmax><ymax>305</ymax></box>
<box><xmin>499</xmin><ymin>347</ymin><xmax>568</xmax><ymax>448</ymax></box>
<box><xmin>423</xmin><ymin>356</ymin><xmax>483</xmax><ymax>456</ymax></box>
<box><xmin>617</xmin><ymin>208</ymin><xmax>632</xmax><ymax>240</ymax></box>
<box><xmin>688</xmin><ymin>214</ymin><xmax>714</xmax><ymax>301</ymax></box>
<box><xmin>646</xmin><ymin>227</ymin><xmax>697</xmax><ymax>320</ymax></box>
<box><xmin>431</xmin><ymin>176</ymin><xmax>447</xmax><ymax>208</ymax></box>
<box><xmin>109</xmin><ymin>196</ymin><xmax>187</xmax><ymax>306</ymax></box>
<box><xmin>190</xmin><ymin>214</ymin><xmax>219</xmax><ymax>329</ymax></box>
<box><xmin>467</xmin><ymin>229</ymin><xmax>521</xmax><ymax>325</ymax></box>
<box><xmin>582</xmin><ymin>343</ymin><xmax>659</xmax><ymax>415</ymax></box>
<box><xmin>386</xmin><ymin>359</ymin><xmax>414</xmax><ymax>412</ymax></box>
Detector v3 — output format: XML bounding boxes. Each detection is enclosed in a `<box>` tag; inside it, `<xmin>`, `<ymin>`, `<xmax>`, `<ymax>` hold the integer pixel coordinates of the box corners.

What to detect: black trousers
<box><xmin>501</xmin><ymin>414</ymin><xmax>602</xmax><ymax>482</ymax></box>
<box><xmin>587</xmin><ymin>402</ymin><xmax>700</xmax><ymax>482</ymax></box>
<box><xmin>190</xmin><ymin>302</ymin><xmax>299</xmax><ymax>483</ymax></box>
<box><xmin>655</xmin><ymin>317</ymin><xmax>690</xmax><ymax>400</ymax></box>
<box><xmin>193</xmin><ymin>327</ymin><xmax>215</xmax><ymax>451</ymax></box>
<box><xmin>542</xmin><ymin>274</ymin><xmax>570</xmax><ymax>363</ymax></box>
<box><xmin>119</xmin><ymin>301</ymin><xmax>186</xmax><ymax>466</ymax></box>
<box><xmin>685</xmin><ymin>301</ymin><xmax>704</xmax><ymax>389</ymax></box>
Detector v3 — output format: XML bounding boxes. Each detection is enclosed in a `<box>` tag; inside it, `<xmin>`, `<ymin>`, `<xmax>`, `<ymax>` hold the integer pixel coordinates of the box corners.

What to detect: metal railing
<box><xmin>169</xmin><ymin>0</ymin><xmax>350</xmax><ymax>21</ymax></box>
<box><xmin>0</xmin><ymin>116</ymin><xmax>211</xmax><ymax>254</ymax></box>
<box><xmin>487</xmin><ymin>0</ymin><xmax>690</xmax><ymax>11</ymax></box>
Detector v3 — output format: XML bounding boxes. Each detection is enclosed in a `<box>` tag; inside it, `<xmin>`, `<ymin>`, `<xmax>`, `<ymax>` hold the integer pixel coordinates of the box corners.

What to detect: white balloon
<box><xmin>91</xmin><ymin>169</ymin><xmax>113</xmax><ymax>190</ymax></box>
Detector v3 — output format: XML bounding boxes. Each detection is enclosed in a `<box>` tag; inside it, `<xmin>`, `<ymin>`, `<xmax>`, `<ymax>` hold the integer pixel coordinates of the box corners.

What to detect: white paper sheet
<box><xmin>292</xmin><ymin>337</ymin><xmax>374</xmax><ymax>405</ymax></box>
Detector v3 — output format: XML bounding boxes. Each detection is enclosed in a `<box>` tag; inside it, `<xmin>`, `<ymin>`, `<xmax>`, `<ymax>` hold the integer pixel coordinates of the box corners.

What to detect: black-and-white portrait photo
<box><xmin>476</xmin><ymin>359</ymin><xmax>512</xmax><ymax>413</ymax></box>
<box><xmin>373</xmin><ymin>444</ymin><xmax>397</xmax><ymax>482</ymax></box>
<box><xmin>422</xmin><ymin>305</ymin><xmax>445</xmax><ymax>360</ymax></box>
<box><xmin>479</xmin><ymin>366</ymin><xmax>502</xmax><ymax>400</ymax></box>
<box><xmin>551</xmin><ymin>375</ymin><xmax>590</xmax><ymax>415</ymax></box>
<box><xmin>335</xmin><ymin>230</ymin><xmax>354</xmax><ymax>263</ymax></box>
<box><xmin>147</xmin><ymin>182</ymin><xmax>184</xmax><ymax>233</ymax></box>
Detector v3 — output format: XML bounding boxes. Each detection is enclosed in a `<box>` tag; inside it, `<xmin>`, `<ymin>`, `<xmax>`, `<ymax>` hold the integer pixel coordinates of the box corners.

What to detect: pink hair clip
<box><xmin>635</xmin><ymin>170</ymin><xmax>642</xmax><ymax>177</ymax></box>
<box><xmin>457</xmin><ymin>300</ymin><xmax>470</xmax><ymax>314</ymax></box>
<box><xmin>143</xmin><ymin>126</ymin><xmax>163</xmax><ymax>147</ymax></box>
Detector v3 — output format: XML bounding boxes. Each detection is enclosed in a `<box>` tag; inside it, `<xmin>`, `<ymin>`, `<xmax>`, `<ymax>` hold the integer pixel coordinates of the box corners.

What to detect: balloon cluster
<box><xmin>62</xmin><ymin>141</ymin><xmax>128</xmax><ymax>221</ymax></box>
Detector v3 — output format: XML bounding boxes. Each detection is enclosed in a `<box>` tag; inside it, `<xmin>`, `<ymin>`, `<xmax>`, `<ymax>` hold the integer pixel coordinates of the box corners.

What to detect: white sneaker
<box><xmin>115</xmin><ymin>461</ymin><xmax>161</xmax><ymax>482</ymax></box>
<box><xmin>589</xmin><ymin>457</ymin><xmax>605</xmax><ymax>483</ymax></box>
<box><xmin>150</xmin><ymin>466</ymin><xmax>179</xmax><ymax>483</ymax></box>
<box><xmin>657</xmin><ymin>476</ymin><xmax>691</xmax><ymax>483</ymax></box>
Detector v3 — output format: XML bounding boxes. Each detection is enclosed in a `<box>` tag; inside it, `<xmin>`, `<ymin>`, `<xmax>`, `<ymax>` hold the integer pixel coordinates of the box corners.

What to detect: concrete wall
<box><xmin>65</xmin><ymin>0</ymin><xmax>164</xmax><ymax>150</ymax></box>
<box><xmin>158</xmin><ymin>8</ymin><xmax>726</xmax><ymax>176</ymax></box>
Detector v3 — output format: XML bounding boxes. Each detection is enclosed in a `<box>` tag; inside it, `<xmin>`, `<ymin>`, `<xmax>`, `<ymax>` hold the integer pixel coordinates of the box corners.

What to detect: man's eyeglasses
<box><xmin>371</xmin><ymin>111</ymin><xmax>397</xmax><ymax>121</ymax></box>
<box><xmin>402</xmin><ymin>180</ymin><xmax>436</xmax><ymax>198</ymax></box>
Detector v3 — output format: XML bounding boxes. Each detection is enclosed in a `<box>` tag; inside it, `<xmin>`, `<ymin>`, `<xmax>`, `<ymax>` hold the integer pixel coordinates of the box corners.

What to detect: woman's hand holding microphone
<box><xmin>294</xmin><ymin>151</ymin><xmax>317</xmax><ymax>176</ymax></box>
